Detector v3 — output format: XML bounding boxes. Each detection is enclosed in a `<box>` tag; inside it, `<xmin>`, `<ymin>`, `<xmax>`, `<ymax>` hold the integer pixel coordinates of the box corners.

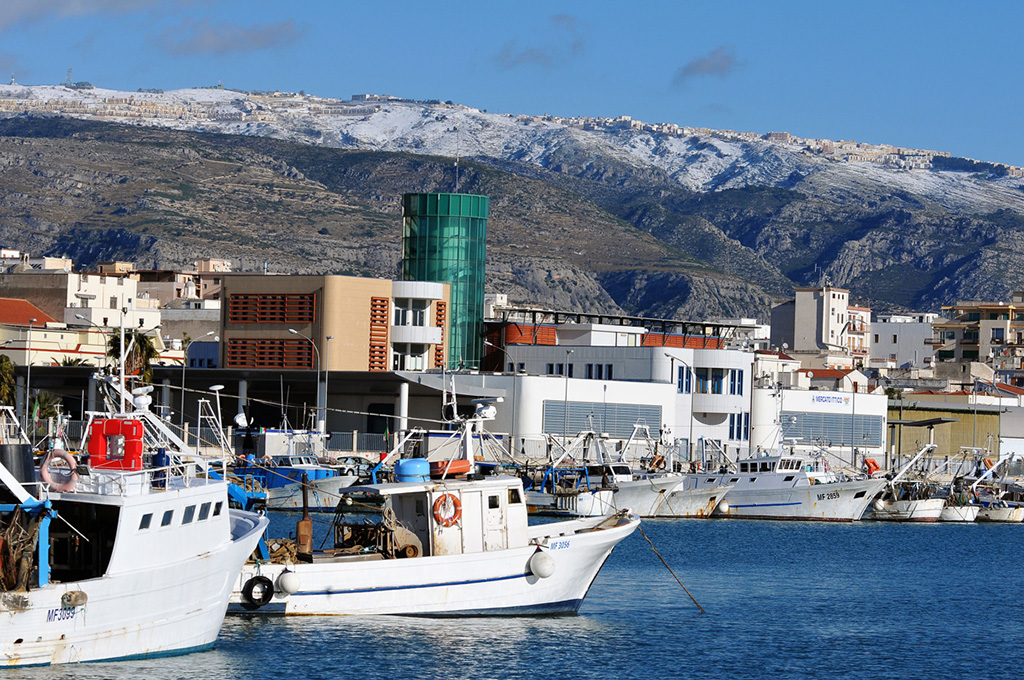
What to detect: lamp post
<box><xmin>288</xmin><ymin>328</ymin><xmax>322</xmax><ymax>433</ymax></box>
<box><xmin>324</xmin><ymin>335</ymin><xmax>333</xmax><ymax>434</ymax></box>
<box><xmin>484</xmin><ymin>339</ymin><xmax>519</xmax><ymax>447</ymax></box>
<box><xmin>665</xmin><ymin>352</ymin><xmax>695</xmax><ymax>464</ymax></box>
<box><xmin>180</xmin><ymin>331</ymin><xmax>216</xmax><ymax>430</ymax></box>
<box><xmin>74</xmin><ymin>313</ymin><xmax>109</xmax><ymax>369</ymax></box>
<box><xmin>563</xmin><ymin>349</ymin><xmax>574</xmax><ymax>446</ymax></box>
<box><xmin>24</xmin><ymin>318</ymin><xmax>36</xmax><ymax>430</ymax></box>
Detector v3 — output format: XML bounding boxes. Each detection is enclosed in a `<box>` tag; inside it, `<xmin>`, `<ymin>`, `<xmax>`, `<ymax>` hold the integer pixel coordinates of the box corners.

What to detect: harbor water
<box><xmin>10</xmin><ymin>516</ymin><xmax>1024</xmax><ymax>679</ymax></box>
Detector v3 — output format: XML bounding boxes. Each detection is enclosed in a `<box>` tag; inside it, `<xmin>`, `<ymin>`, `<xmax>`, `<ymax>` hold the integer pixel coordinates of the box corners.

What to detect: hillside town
<box><xmin>1</xmin><ymin>189</ymin><xmax>1022</xmax><ymax>485</ymax></box>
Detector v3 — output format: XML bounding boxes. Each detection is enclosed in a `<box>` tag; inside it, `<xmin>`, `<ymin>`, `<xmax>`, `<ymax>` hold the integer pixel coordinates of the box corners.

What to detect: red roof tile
<box><xmin>0</xmin><ymin>298</ymin><xmax>55</xmax><ymax>326</ymax></box>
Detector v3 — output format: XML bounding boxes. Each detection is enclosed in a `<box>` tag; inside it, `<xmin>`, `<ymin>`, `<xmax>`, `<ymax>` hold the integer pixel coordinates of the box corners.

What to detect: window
<box><xmin>711</xmin><ymin>369</ymin><xmax>725</xmax><ymax>394</ymax></box>
<box><xmin>139</xmin><ymin>513</ymin><xmax>152</xmax><ymax>530</ymax></box>
<box><xmin>586</xmin><ymin>363</ymin><xmax>594</xmax><ymax>379</ymax></box>
<box><xmin>509</xmin><ymin>488</ymin><xmax>522</xmax><ymax>504</ymax></box>
<box><xmin>892</xmin><ymin>334</ymin><xmax>898</xmax><ymax>343</ymax></box>
<box><xmin>393</xmin><ymin>298</ymin><xmax>428</xmax><ymax>327</ymax></box>
<box><xmin>488</xmin><ymin>495</ymin><xmax>500</xmax><ymax>509</ymax></box>
<box><xmin>677</xmin><ymin>366</ymin><xmax>691</xmax><ymax>394</ymax></box>
<box><xmin>213</xmin><ymin>501</ymin><xmax>223</xmax><ymax>516</ymax></box>
<box><xmin>874</xmin><ymin>334</ymin><xmax>879</xmax><ymax>343</ymax></box>
<box><xmin>546</xmin><ymin>363</ymin><xmax>555</xmax><ymax>375</ymax></box>
<box><xmin>605</xmin><ymin>364</ymin><xmax>612</xmax><ymax>380</ymax></box>
<box><xmin>729</xmin><ymin>369</ymin><xmax>744</xmax><ymax>396</ymax></box>
<box><xmin>182</xmin><ymin>505</ymin><xmax>196</xmax><ymax>524</ymax></box>
<box><xmin>392</xmin><ymin>343</ymin><xmax>427</xmax><ymax>371</ymax></box>
<box><xmin>161</xmin><ymin>510</ymin><xmax>173</xmax><ymax>527</ymax></box>
<box><xmin>198</xmin><ymin>502</ymin><xmax>212</xmax><ymax>521</ymax></box>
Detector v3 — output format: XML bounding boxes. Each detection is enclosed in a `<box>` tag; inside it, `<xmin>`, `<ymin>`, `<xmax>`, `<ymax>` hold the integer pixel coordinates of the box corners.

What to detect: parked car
<box><xmin>332</xmin><ymin>456</ymin><xmax>374</xmax><ymax>479</ymax></box>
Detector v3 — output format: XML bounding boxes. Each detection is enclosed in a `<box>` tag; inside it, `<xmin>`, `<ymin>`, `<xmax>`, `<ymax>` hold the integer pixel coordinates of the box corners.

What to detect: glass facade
<box><xmin>402</xmin><ymin>193</ymin><xmax>489</xmax><ymax>369</ymax></box>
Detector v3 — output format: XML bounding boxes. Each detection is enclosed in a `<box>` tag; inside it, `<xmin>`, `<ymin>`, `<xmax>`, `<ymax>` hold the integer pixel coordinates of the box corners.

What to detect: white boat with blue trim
<box><xmin>0</xmin><ymin>396</ymin><xmax>267</xmax><ymax>667</ymax></box>
<box><xmin>230</xmin><ymin>475</ymin><xmax>636</xmax><ymax>616</ymax></box>
<box><xmin>229</xmin><ymin>399</ymin><xmax>639</xmax><ymax>616</ymax></box>
<box><xmin>689</xmin><ymin>446</ymin><xmax>885</xmax><ymax>521</ymax></box>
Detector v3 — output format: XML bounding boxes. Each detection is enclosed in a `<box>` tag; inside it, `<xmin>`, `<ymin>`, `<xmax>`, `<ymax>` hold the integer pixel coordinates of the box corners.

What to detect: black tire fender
<box><xmin>240</xmin><ymin>575</ymin><xmax>275</xmax><ymax>610</ymax></box>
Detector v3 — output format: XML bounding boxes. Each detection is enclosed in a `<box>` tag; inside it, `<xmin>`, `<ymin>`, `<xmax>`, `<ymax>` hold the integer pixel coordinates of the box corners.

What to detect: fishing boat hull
<box><xmin>939</xmin><ymin>505</ymin><xmax>980</xmax><ymax>522</ymax></box>
<box><xmin>870</xmin><ymin>497</ymin><xmax>945</xmax><ymax>522</ymax></box>
<box><xmin>712</xmin><ymin>478</ymin><xmax>886</xmax><ymax>521</ymax></box>
<box><xmin>228</xmin><ymin>513</ymin><xmax>638</xmax><ymax>616</ymax></box>
<box><xmin>613</xmin><ymin>476</ymin><xmax>728</xmax><ymax>518</ymax></box>
<box><xmin>977</xmin><ymin>505</ymin><xmax>1024</xmax><ymax>522</ymax></box>
<box><xmin>266</xmin><ymin>474</ymin><xmax>358</xmax><ymax>511</ymax></box>
<box><xmin>0</xmin><ymin>504</ymin><xmax>266</xmax><ymax>667</ymax></box>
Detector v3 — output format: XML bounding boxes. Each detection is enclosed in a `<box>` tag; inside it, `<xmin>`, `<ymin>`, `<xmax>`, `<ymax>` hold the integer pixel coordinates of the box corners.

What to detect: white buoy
<box><xmin>276</xmin><ymin>570</ymin><xmax>301</xmax><ymax>595</ymax></box>
<box><xmin>529</xmin><ymin>551</ymin><xmax>555</xmax><ymax>579</ymax></box>
<box><xmin>717</xmin><ymin>500</ymin><xmax>729</xmax><ymax>513</ymax></box>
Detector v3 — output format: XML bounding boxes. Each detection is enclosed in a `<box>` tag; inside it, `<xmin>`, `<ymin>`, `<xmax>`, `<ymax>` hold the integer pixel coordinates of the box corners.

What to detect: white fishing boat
<box><xmin>231</xmin><ymin>451</ymin><xmax>357</xmax><ymax>511</ymax></box>
<box><xmin>966</xmin><ymin>454</ymin><xmax>1023</xmax><ymax>523</ymax></box>
<box><xmin>940</xmin><ymin>502</ymin><xmax>981</xmax><ymax>522</ymax></box>
<box><xmin>0</xmin><ymin>391</ymin><xmax>267</xmax><ymax>666</ymax></box>
<box><xmin>524</xmin><ymin>427</ymin><xmax>728</xmax><ymax>518</ymax></box>
<box><xmin>227</xmin><ymin>399</ymin><xmax>639</xmax><ymax>617</ymax></box>
<box><xmin>690</xmin><ymin>444</ymin><xmax>885</xmax><ymax>521</ymax></box>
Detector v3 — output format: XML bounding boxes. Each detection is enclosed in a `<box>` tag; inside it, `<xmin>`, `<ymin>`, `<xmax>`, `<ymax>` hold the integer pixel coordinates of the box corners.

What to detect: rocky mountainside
<box><xmin>2</xmin><ymin>85</ymin><xmax>1024</xmax><ymax>320</ymax></box>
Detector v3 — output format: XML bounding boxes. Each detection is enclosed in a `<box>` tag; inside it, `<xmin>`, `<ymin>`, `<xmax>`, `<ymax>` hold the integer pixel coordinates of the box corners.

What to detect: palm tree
<box><xmin>0</xmin><ymin>355</ymin><xmax>14</xmax><ymax>406</ymax></box>
<box><xmin>107</xmin><ymin>330</ymin><xmax>160</xmax><ymax>385</ymax></box>
<box><xmin>60</xmin><ymin>357</ymin><xmax>89</xmax><ymax>367</ymax></box>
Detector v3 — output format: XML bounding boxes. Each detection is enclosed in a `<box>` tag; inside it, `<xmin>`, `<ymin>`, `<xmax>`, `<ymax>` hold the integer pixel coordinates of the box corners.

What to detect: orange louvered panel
<box><xmin>368</xmin><ymin>297</ymin><xmax>390</xmax><ymax>371</ymax></box>
<box><xmin>433</xmin><ymin>301</ymin><xmax>447</xmax><ymax>368</ymax></box>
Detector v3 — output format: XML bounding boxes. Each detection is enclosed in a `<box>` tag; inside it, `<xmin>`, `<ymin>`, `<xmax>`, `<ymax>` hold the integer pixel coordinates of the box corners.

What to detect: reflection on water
<box><xmin>7</xmin><ymin>519</ymin><xmax>1024</xmax><ymax>679</ymax></box>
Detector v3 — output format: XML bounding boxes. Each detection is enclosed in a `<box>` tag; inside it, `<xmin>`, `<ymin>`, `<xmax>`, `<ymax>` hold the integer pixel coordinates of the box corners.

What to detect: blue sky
<box><xmin>2</xmin><ymin>1</ymin><xmax>1022</xmax><ymax>166</ymax></box>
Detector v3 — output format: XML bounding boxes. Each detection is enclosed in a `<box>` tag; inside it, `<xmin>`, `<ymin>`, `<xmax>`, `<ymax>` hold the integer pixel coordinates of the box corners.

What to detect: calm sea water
<box><xmin>12</xmin><ymin>516</ymin><xmax>1024</xmax><ymax>679</ymax></box>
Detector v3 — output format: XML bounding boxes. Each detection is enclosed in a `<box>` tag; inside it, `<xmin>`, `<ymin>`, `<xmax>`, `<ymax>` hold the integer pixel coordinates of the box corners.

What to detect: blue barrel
<box><xmin>152</xmin><ymin>448</ymin><xmax>170</xmax><ymax>489</ymax></box>
<box><xmin>394</xmin><ymin>458</ymin><xmax>430</xmax><ymax>483</ymax></box>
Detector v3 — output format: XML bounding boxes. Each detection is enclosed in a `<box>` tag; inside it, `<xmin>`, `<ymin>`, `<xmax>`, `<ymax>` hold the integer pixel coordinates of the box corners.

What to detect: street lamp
<box><xmin>324</xmin><ymin>335</ymin><xmax>333</xmax><ymax>434</ymax></box>
<box><xmin>24</xmin><ymin>318</ymin><xmax>36</xmax><ymax>430</ymax></box>
<box><xmin>665</xmin><ymin>352</ymin><xmax>695</xmax><ymax>465</ymax></box>
<box><xmin>288</xmin><ymin>328</ymin><xmax>322</xmax><ymax>433</ymax></box>
<box><xmin>563</xmin><ymin>349</ymin><xmax>574</xmax><ymax>446</ymax></box>
<box><xmin>484</xmin><ymin>340</ymin><xmax>519</xmax><ymax>448</ymax></box>
<box><xmin>181</xmin><ymin>331</ymin><xmax>216</xmax><ymax>430</ymax></box>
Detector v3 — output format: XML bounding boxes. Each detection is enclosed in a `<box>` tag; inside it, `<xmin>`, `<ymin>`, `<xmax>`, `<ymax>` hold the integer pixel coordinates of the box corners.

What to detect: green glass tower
<box><xmin>402</xmin><ymin>192</ymin><xmax>489</xmax><ymax>369</ymax></box>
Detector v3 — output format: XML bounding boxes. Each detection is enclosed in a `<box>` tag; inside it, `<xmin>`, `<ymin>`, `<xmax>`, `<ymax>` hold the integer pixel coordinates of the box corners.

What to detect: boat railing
<box><xmin>44</xmin><ymin>460</ymin><xmax>214</xmax><ymax>497</ymax></box>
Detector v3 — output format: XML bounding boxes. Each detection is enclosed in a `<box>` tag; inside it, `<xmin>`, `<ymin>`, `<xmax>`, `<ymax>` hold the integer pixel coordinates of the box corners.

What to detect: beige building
<box><xmin>770</xmin><ymin>285</ymin><xmax>872</xmax><ymax>370</ymax></box>
<box><xmin>220</xmin><ymin>274</ymin><xmax>449</xmax><ymax>372</ymax></box>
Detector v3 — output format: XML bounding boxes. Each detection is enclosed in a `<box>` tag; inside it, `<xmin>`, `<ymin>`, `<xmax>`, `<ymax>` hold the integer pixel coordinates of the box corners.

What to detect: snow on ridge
<box><xmin>1</xmin><ymin>84</ymin><xmax>1022</xmax><ymax>213</ymax></box>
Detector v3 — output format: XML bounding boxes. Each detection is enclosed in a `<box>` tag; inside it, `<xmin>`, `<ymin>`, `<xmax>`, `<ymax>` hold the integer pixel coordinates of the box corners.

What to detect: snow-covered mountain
<box><xmin>3</xmin><ymin>84</ymin><xmax>1024</xmax><ymax>317</ymax></box>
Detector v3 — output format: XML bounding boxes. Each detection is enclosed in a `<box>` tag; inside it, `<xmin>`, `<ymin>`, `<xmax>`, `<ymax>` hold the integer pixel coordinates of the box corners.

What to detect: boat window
<box><xmin>749</xmin><ymin>477</ymin><xmax>757</xmax><ymax>482</ymax></box>
<box><xmin>213</xmin><ymin>501</ymin><xmax>223</xmax><ymax>516</ymax></box>
<box><xmin>739</xmin><ymin>463</ymin><xmax>749</xmax><ymax>473</ymax></box>
<box><xmin>854</xmin><ymin>491</ymin><xmax>866</xmax><ymax>499</ymax></box>
<box><xmin>415</xmin><ymin>499</ymin><xmax>425</xmax><ymax>515</ymax></box>
<box><xmin>488</xmin><ymin>495</ymin><xmax>500</xmax><ymax>510</ymax></box>
<box><xmin>182</xmin><ymin>505</ymin><xmax>196</xmax><ymax>524</ymax></box>
<box><xmin>161</xmin><ymin>510</ymin><xmax>173</xmax><ymax>527</ymax></box>
<box><xmin>705</xmin><ymin>478</ymin><xmax>717</xmax><ymax>484</ymax></box>
<box><xmin>509</xmin><ymin>488</ymin><xmax>522</xmax><ymax>504</ymax></box>
<box><xmin>784</xmin><ymin>476</ymin><xmax>795</xmax><ymax>482</ymax></box>
<box><xmin>611</xmin><ymin>466</ymin><xmax>631</xmax><ymax>476</ymax></box>
<box><xmin>139</xmin><ymin>513</ymin><xmax>152</xmax><ymax>530</ymax></box>
<box><xmin>198</xmin><ymin>502</ymin><xmax>211</xmax><ymax>521</ymax></box>
<box><xmin>760</xmin><ymin>462</ymin><xmax>774</xmax><ymax>472</ymax></box>
<box><xmin>729</xmin><ymin>478</ymin><xmax>739</xmax><ymax>483</ymax></box>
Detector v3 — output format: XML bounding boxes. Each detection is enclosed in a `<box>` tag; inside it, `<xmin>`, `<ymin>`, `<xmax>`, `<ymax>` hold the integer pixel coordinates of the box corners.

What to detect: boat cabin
<box><xmin>334</xmin><ymin>477</ymin><xmax>529</xmax><ymax>559</ymax></box>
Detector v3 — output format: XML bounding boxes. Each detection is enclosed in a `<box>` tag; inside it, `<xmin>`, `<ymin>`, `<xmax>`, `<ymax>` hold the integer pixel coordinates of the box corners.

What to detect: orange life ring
<box><xmin>432</xmin><ymin>493</ymin><xmax>462</xmax><ymax>527</ymax></box>
<box><xmin>40</xmin><ymin>449</ymin><xmax>79</xmax><ymax>492</ymax></box>
<box><xmin>651</xmin><ymin>455</ymin><xmax>665</xmax><ymax>470</ymax></box>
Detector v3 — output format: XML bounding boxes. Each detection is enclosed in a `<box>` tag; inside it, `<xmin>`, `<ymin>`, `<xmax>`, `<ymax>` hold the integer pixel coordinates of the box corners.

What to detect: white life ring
<box><xmin>40</xmin><ymin>449</ymin><xmax>79</xmax><ymax>492</ymax></box>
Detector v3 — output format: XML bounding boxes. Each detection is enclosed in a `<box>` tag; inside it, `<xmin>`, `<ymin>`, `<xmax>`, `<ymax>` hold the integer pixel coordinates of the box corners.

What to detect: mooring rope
<box><xmin>637</xmin><ymin>523</ymin><xmax>705</xmax><ymax>614</ymax></box>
